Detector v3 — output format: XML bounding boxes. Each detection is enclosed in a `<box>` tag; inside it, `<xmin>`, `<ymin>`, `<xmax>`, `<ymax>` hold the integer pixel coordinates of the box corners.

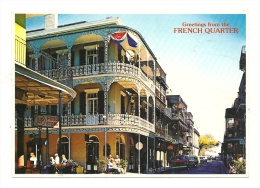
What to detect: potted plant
<box><xmin>66</xmin><ymin>159</ymin><xmax>79</xmax><ymax>173</ymax></box>
<box><xmin>98</xmin><ymin>159</ymin><xmax>107</xmax><ymax>173</ymax></box>
<box><xmin>120</xmin><ymin>159</ymin><xmax>128</xmax><ymax>173</ymax></box>
<box><xmin>233</xmin><ymin>159</ymin><xmax>246</xmax><ymax>174</ymax></box>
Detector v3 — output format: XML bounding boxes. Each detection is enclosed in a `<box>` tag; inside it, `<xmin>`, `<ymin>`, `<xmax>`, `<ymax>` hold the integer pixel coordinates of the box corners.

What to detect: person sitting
<box><xmin>112</xmin><ymin>159</ymin><xmax>124</xmax><ymax>174</ymax></box>
<box><xmin>107</xmin><ymin>154</ymin><xmax>113</xmax><ymax>163</ymax></box>
<box><xmin>30</xmin><ymin>152</ymin><xmax>37</xmax><ymax>169</ymax></box>
<box><xmin>114</xmin><ymin>155</ymin><xmax>121</xmax><ymax>167</ymax></box>
<box><xmin>47</xmin><ymin>157</ymin><xmax>56</xmax><ymax>174</ymax></box>
<box><xmin>61</xmin><ymin>154</ymin><xmax>68</xmax><ymax>165</ymax></box>
<box><xmin>106</xmin><ymin>159</ymin><xmax>120</xmax><ymax>174</ymax></box>
<box><xmin>147</xmin><ymin>167</ymin><xmax>154</xmax><ymax>174</ymax></box>
<box><xmin>50</xmin><ymin>156</ymin><xmax>56</xmax><ymax>166</ymax></box>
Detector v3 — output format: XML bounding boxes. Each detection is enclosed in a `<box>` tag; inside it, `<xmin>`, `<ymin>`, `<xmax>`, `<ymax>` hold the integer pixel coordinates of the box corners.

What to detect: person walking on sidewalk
<box><xmin>227</xmin><ymin>154</ymin><xmax>232</xmax><ymax>170</ymax></box>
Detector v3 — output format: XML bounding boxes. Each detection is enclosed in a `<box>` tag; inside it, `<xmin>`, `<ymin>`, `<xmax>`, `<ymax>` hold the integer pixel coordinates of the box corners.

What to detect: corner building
<box><xmin>15</xmin><ymin>15</ymin><xmax>200</xmax><ymax>173</ymax></box>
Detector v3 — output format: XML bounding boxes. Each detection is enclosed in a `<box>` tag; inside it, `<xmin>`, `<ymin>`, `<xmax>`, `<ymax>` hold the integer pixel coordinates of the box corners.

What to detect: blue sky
<box><xmin>26</xmin><ymin>14</ymin><xmax>246</xmax><ymax>142</ymax></box>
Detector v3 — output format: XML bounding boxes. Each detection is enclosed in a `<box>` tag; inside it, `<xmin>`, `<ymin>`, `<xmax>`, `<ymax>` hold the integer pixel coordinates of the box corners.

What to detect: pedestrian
<box><xmin>229</xmin><ymin>161</ymin><xmax>236</xmax><ymax>174</ymax></box>
<box><xmin>227</xmin><ymin>154</ymin><xmax>232</xmax><ymax>169</ymax></box>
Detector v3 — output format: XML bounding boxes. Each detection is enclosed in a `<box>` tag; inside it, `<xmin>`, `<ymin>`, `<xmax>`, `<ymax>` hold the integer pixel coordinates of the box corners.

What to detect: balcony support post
<box><xmin>58</xmin><ymin>90</ymin><xmax>63</xmax><ymax>158</ymax></box>
<box><xmin>15</xmin><ymin>104</ymin><xmax>27</xmax><ymax>167</ymax></box>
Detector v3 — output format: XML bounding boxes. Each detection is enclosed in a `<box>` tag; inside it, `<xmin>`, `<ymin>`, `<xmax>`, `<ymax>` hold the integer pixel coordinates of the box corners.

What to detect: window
<box><xmin>86</xmin><ymin>136</ymin><xmax>99</xmax><ymax>163</ymax></box>
<box><xmin>87</xmin><ymin>49</ymin><xmax>98</xmax><ymax>65</ymax></box>
<box><xmin>116</xmin><ymin>137</ymin><xmax>125</xmax><ymax>160</ymax></box>
<box><xmin>56</xmin><ymin>49</ymin><xmax>68</xmax><ymax>68</ymax></box>
<box><xmin>88</xmin><ymin>93</ymin><xmax>98</xmax><ymax>115</ymax></box>
<box><xmin>57</xmin><ymin>136</ymin><xmax>69</xmax><ymax>159</ymax></box>
<box><xmin>84</xmin><ymin>89</ymin><xmax>102</xmax><ymax>115</ymax></box>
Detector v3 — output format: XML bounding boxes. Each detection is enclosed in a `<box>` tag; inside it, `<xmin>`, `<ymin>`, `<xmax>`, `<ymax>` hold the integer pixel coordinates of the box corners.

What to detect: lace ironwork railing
<box><xmin>61</xmin><ymin>113</ymin><xmax>154</xmax><ymax>132</ymax></box>
<box><xmin>20</xmin><ymin>113</ymin><xmax>155</xmax><ymax>133</ymax></box>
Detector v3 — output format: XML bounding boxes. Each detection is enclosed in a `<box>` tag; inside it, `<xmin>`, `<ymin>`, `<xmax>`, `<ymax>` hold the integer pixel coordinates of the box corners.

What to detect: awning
<box><xmin>225</xmin><ymin>138</ymin><xmax>245</xmax><ymax>144</ymax></box>
<box><xmin>15</xmin><ymin>64</ymin><xmax>76</xmax><ymax>106</ymax></box>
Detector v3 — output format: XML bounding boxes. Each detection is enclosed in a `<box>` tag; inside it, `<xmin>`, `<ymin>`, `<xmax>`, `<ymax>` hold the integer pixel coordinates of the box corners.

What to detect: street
<box><xmin>168</xmin><ymin>160</ymin><xmax>228</xmax><ymax>174</ymax></box>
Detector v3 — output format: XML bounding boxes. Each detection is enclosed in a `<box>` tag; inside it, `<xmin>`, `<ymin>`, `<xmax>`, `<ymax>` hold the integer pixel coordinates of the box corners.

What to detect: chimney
<box><xmin>44</xmin><ymin>14</ymin><xmax>57</xmax><ymax>30</ymax></box>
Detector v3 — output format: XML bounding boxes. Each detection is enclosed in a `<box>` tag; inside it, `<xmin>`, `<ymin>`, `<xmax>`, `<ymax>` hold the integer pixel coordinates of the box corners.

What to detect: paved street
<box><xmin>169</xmin><ymin>160</ymin><xmax>228</xmax><ymax>174</ymax></box>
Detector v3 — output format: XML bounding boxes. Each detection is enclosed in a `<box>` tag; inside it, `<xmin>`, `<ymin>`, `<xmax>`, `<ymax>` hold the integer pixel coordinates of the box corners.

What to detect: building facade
<box><xmin>15</xmin><ymin>14</ymin><xmax>76</xmax><ymax>172</ymax></box>
<box><xmin>222</xmin><ymin>45</ymin><xmax>246</xmax><ymax>162</ymax></box>
<box><xmin>15</xmin><ymin>14</ymin><xmax>200</xmax><ymax>174</ymax></box>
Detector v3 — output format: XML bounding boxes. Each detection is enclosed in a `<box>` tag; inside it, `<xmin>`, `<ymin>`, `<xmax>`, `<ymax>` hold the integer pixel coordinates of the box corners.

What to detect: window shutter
<box><xmin>80</xmin><ymin>92</ymin><xmax>86</xmax><ymax>114</ymax></box>
<box><xmin>51</xmin><ymin>53</ymin><xmax>57</xmax><ymax>69</ymax></box>
<box><xmin>79</xmin><ymin>49</ymin><xmax>86</xmax><ymax>65</ymax></box>
<box><xmin>71</xmin><ymin>51</ymin><xmax>75</xmax><ymax>67</ymax></box>
<box><xmin>51</xmin><ymin>105</ymin><xmax>57</xmax><ymax>116</ymax></box>
<box><xmin>71</xmin><ymin>100</ymin><xmax>74</xmax><ymax>115</ymax></box>
<box><xmin>98</xmin><ymin>47</ymin><xmax>104</xmax><ymax>63</ymax></box>
<box><xmin>98</xmin><ymin>90</ymin><xmax>104</xmax><ymax>114</ymax></box>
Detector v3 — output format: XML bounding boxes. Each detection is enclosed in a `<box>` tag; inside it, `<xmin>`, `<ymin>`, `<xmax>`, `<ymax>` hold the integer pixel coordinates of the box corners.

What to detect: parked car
<box><xmin>199</xmin><ymin>156</ymin><xmax>206</xmax><ymax>164</ymax></box>
<box><xmin>207</xmin><ymin>156</ymin><xmax>212</xmax><ymax>162</ymax></box>
<box><xmin>187</xmin><ymin>156</ymin><xmax>199</xmax><ymax>167</ymax></box>
<box><xmin>170</xmin><ymin>155</ymin><xmax>189</xmax><ymax>169</ymax></box>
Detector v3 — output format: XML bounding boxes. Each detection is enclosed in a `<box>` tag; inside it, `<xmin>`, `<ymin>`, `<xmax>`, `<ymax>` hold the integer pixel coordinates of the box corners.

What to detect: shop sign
<box><xmin>167</xmin><ymin>145</ymin><xmax>173</xmax><ymax>150</ymax></box>
<box><xmin>34</xmin><ymin>115</ymin><xmax>59</xmax><ymax>127</ymax></box>
<box><xmin>239</xmin><ymin>139</ymin><xmax>245</xmax><ymax>144</ymax></box>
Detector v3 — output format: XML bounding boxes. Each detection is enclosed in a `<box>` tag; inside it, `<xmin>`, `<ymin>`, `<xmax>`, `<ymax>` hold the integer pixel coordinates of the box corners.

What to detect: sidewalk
<box><xmin>219</xmin><ymin>161</ymin><xmax>229</xmax><ymax>174</ymax></box>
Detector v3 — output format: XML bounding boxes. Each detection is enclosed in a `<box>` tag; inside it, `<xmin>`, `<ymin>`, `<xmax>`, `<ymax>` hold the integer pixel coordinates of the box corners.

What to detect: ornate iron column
<box><xmin>58</xmin><ymin>90</ymin><xmax>63</xmax><ymax>157</ymax></box>
<box><xmin>15</xmin><ymin>104</ymin><xmax>27</xmax><ymax>167</ymax></box>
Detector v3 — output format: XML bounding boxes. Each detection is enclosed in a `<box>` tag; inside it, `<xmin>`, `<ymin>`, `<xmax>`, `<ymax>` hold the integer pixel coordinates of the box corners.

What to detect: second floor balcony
<box><xmin>18</xmin><ymin>113</ymin><xmax>155</xmax><ymax>133</ymax></box>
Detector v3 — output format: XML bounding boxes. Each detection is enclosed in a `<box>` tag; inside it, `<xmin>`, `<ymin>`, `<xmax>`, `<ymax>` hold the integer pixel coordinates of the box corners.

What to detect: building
<box><xmin>222</xmin><ymin>45</ymin><xmax>246</xmax><ymax>162</ymax></box>
<box><xmin>15</xmin><ymin>14</ymin><xmax>200</xmax><ymax>174</ymax></box>
<box><xmin>166</xmin><ymin>95</ymin><xmax>199</xmax><ymax>156</ymax></box>
<box><xmin>15</xmin><ymin>14</ymin><xmax>76</xmax><ymax>172</ymax></box>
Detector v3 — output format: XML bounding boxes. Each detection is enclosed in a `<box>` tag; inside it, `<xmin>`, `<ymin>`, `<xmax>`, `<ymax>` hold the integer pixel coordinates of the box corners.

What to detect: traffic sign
<box><xmin>136</xmin><ymin>142</ymin><xmax>143</xmax><ymax>150</ymax></box>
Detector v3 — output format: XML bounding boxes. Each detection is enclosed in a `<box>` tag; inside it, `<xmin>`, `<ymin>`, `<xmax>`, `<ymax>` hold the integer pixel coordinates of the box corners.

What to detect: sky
<box><xmin>27</xmin><ymin>14</ymin><xmax>246</xmax><ymax>142</ymax></box>
<box><xmin>0</xmin><ymin>0</ymin><xmax>259</xmax><ymax>187</ymax></box>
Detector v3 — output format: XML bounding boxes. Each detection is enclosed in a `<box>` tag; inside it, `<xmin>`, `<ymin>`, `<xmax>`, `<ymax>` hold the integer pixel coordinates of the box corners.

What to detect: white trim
<box><xmin>56</xmin><ymin>49</ymin><xmax>68</xmax><ymax>54</ymax></box>
<box><xmin>120</xmin><ymin>91</ymin><xmax>126</xmax><ymax>97</ymax></box>
<box><xmin>84</xmin><ymin>88</ymin><xmax>99</xmax><ymax>93</ymax></box>
<box><xmin>84</xmin><ymin>45</ymin><xmax>96</xmax><ymax>50</ymax></box>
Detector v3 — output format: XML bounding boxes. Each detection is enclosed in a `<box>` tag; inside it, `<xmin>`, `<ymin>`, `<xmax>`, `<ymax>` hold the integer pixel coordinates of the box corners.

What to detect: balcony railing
<box><xmin>172</xmin><ymin>136</ymin><xmax>184</xmax><ymax>144</ymax></box>
<box><xmin>38</xmin><ymin>61</ymin><xmax>155</xmax><ymax>89</ymax></box>
<box><xmin>15</xmin><ymin>35</ymin><xmax>26</xmax><ymax>66</ymax></box>
<box><xmin>71</xmin><ymin>61</ymin><xmax>154</xmax><ymax>87</ymax></box>
<box><xmin>19</xmin><ymin>113</ymin><xmax>155</xmax><ymax>133</ymax></box>
<box><xmin>26</xmin><ymin>50</ymin><xmax>73</xmax><ymax>88</ymax></box>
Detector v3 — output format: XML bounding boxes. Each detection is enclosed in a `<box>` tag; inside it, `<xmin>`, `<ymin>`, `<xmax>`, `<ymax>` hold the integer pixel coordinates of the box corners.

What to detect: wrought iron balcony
<box><xmin>19</xmin><ymin>113</ymin><xmax>155</xmax><ymax>133</ymax></box>
<box><xmin>71</xmin><ymin>61</ymin><xmax>155</xmax><ymax>87</ymax></box>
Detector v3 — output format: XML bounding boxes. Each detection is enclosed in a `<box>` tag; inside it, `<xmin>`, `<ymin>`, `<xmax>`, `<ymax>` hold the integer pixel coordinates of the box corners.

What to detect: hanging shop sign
<box><xmin>167</xmin><ymin>145</ymin><xmax>174</xmax><ymax>150</ymax></box>
<box><xmin>34</xmin><ymin>115</ymin><xmax>59</xmax><ymax>127</ymax></box>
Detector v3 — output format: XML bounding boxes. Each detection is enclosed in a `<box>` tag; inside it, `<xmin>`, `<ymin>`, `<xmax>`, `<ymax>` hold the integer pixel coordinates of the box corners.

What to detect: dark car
<box><xmin>199</xmin><ymin>156</ymin><xmax>205</xmax><ymax>164</ymax></box>
<box><xmin>187</xmin><ymin>156</ymin><xmax>199</xmax><ymax>167</ymax></box>
<box><xmin>170</xmin><ymin>155</ymin><xmax>189</xmax><ymax>169</ymax></box>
